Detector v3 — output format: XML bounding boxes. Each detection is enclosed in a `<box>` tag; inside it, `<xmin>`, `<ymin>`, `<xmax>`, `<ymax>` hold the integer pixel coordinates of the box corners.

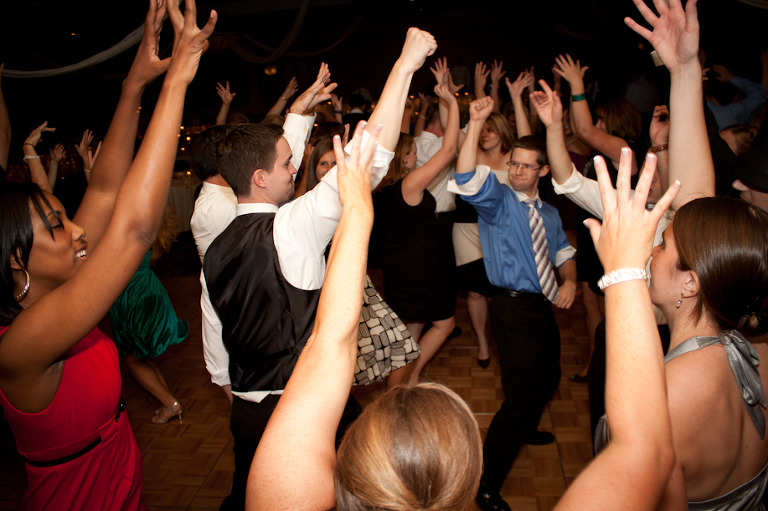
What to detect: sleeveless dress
<box><xmin>109</xmin><ymin>250</ymin><xmax>188</xmax><ymax>359</ymax></box>
<box><xmin>0</xmin><ymin>326</ymin><xmax>145</xmax><ymax>510</ymax></box>
<box><xmin>595</xmin><ymin>331</ymin><xmax>768</xmax><ymax>510</ymax></box>
<box><xmin>379</xmin><ymin>181</ymin><xmax>455</xmax><ymax>322</ymax></box>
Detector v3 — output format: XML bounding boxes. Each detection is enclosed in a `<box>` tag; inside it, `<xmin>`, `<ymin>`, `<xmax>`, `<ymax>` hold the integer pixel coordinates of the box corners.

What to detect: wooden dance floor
<box><xmin>0</xmin><ymin>233</ymin><xmax>594</xmax><ymax>511</ymax></box>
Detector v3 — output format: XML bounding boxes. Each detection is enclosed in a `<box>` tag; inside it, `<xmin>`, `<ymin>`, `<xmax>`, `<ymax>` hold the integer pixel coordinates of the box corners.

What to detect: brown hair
<box><xmin>305</xmin><ymin>136</ymin><xmax>336</xmax><ymax>193</ymax></box>
<box><xmin>673</xmin><ymin>197</ymin><xmax>768</xmax><ymax>335</ymax></box>
<box><xmin>334</xmin><ymin>383</ymin><xmax>482</xmax><ymax>511</ymax></box>
<box><xmin>595</xmin><ymin>97</ymin><xmax>641</xmax><ymax>144</ymax></box>
<box><xmin>217</xmin><ymin>123</ymin><xmax>283</xmax><ymax>197</ymax></box>
<box><xmin>513</xmin><ymin>135</ymin><xmax>548</xmax><ymax>167</ymax></box>
<box><xmin>483</xmin><ymin>113</ymin><xmax>515</xmax><ymax>155</ymax></box>
<box><xmin>376</xmin><ymin>132</ymin><xmax>415</xmax><ymax>192</ymax></box>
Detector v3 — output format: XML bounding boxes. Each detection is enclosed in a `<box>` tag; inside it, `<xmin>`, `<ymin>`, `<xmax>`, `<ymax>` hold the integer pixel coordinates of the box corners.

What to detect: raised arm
<box><xmin>531</xmin><ymin>80</ymin><xmax>573</xmax><ymax>185</ymax></box>
<box><xmin>430</xmin><ymin>57</ymin><xmax>465</xmax><ymax>146</ymax></box>
<box><xmin>626</xmin><ymin>0</ymin><xmax>714</xmax><ymax>209</ymax></box>
<box><xmin>554</xmin><ymin>55</ymin><xmax>629</xmax><ymax>167</ymax></box>
<box><xmin>474</xmin><ymin>61</ymin><xmax>489</xmax><ymax>100</ymax></box>
<box><xmin>557</xmin><ymin>150</ymin><xmax>679</xmax><ymax>510</ymax></box>
<box><xmin>47</xmin><ymin>144</ymin><xmax>65</xmax><ymax>189</ymax></box>
<box><xmin>21</xmin><ymin>122</ymin><xmax>56</xmax><ymax>194</ymax></box>
<box><xmin>0</xmin><ymin>0</ymin><xmax>216</xmax><ymax>395</ymax></box>
<box><xmin>456</xmin><ymin>97</ymin><xmax>494</xmax><ymax>175</ymax></box>
<box><xmin>289</xmin><ymin>64</ymin><xmax>337</xmax><ymax>117</ymax></box>
<box><xmin>214</xmin><ymin>80</ymin><xmax>236</xmax><ymax>125</ymax></box>
<box><xmin>248</xmin><ymin>123</ymin><xmax>379</xmax><ymax>511</ymax></box>
<box><xmin>401</xmin><ymin>84</ymin><xmax>459</xmax><ymax>204</ymax></box>
<box><xmin>264</xmin><ymin>77</ymin><xmax>299</xmax><ymax>119</ymax></box>
<box><xmin>73</xmin><ymin>0</ymin><xmax>173</xmax><ymax>247</ymax></box>
<box><xmin>489</xmin><ymin>59</ymin><xmax>506</xmax><ymax>113</ymax></box>
<box><xmin>367</xmin><ymin>28</ymin><xmax>436</xmax><ymax>152</ymax></box>
<box><xmin>0</xmin><ymin>63</ymin><xmax>10</xmax><ymax>171</ymax></box>
<box><xmin>649</xmin><ymin>105</ymin><xmax>670</xmax><ymax>190</ymax></box>
<box><xmin>506</xmin><ymin>69</ymin><xmax>535</xmax><ymax>138</ymax></box>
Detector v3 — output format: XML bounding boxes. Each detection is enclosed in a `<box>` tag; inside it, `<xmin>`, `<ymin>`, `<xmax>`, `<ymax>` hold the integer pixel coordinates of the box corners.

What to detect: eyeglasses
<box><xmin>507</xmin><ymin>161</ymin><xmax>542</xmax><ymax>171</ymax></box>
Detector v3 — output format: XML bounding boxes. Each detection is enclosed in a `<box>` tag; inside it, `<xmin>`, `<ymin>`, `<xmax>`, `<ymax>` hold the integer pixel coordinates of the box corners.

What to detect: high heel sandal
<box><xmin>152</xmin><ymin>400</ymin><xmax>183</xmax><ymax>424</ymax></box>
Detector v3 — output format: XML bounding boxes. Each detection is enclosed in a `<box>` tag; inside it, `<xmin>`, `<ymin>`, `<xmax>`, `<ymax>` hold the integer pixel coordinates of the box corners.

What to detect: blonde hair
<box><xmin>334</xmin><ymin>383</ymin><xmax>482</xmax><ymax>511</ymax></box>
<box><xmin>151</xmin><ymin>206</ymin><xmax>179</xmax><ymax>263</ymax></box>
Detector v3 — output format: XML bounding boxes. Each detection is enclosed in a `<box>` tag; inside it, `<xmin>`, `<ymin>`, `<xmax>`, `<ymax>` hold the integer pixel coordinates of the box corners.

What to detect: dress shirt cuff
<box><xmin>555</xmin><ymin>246</ymin><xmax>577</xmax><ymax>268</ymax></box>
<box><xmin>550</xmin><ymin>163</ymin><xmax>582</xmax><ymax>195</ymax></box>
<box><xmin>447</xmin><ymin>165</ymin><xmax>490</xmax><ymax>195</ymax></box>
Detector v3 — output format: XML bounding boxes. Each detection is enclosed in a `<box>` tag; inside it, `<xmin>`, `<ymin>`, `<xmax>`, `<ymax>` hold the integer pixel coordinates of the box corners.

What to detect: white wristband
<box><xmin>23</xmin><ymin>155</ymin><xmax>40</xmax><ymax>161</ymax></box>
<box><xmin>597</xmin><ymin>268</ymin><xmax>647</xmax><ymax>291</ymax></box>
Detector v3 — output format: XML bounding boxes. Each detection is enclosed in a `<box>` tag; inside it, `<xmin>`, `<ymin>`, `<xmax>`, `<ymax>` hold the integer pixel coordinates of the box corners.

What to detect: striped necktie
<box><xmin>524</xmin><ymin>199</ymin><xmax>558</xmax><ymax>302</ymax></box>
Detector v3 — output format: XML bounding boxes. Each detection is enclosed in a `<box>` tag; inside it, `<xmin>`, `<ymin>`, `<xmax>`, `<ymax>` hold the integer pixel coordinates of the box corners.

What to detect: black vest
<box><xmin>203</xmin><ymin>213</ymin><xmax>321</xmax><ymax>393</ymax></box>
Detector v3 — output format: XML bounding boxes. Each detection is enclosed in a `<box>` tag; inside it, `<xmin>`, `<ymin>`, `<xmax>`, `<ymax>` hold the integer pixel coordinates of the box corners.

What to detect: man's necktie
<box><xmin>524</xmin><ymin>199</ymin><xmax>558</xmax><ymax>302</ymax></box>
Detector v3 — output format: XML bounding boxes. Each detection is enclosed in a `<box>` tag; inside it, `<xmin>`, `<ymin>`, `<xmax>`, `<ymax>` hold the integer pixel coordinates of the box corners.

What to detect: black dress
<box><xmin>379</xmin><ymin>181</ymin><xmax>455</xmax><ymax>322</ymax></box>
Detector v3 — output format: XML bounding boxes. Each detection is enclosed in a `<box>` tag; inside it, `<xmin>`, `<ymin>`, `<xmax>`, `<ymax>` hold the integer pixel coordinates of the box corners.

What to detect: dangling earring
<box><xmin>15</xmin><ymin>269</ymin><xmax>30</xmax><ymax>301</ymax></box>
<box><xmin>676</xmin><ymin>291</ymin><xmax>684</xmax><ymax>309</ymax></box>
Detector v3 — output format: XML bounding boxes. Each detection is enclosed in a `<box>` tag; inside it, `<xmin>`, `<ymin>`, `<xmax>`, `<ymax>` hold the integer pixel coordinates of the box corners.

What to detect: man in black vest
<box><xmin>203</xmin><ymin>28</ymin><xmax>438</xmax><ymax>510</ymax></box>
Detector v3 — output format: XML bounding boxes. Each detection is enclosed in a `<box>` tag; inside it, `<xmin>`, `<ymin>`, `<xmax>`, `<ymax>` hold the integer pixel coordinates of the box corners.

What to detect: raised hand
<box><xmin>475</xmin><ymin>61</ymin><xmax>490</xmax><ymax>94</ymax></box>
<box><xmin>469</xmin><ymin>96</ymin><xmax>494</xmax><ymax>122</ymax></box>
<box><xmin>165</xmin><ymin>0</ymin><xmax>218</xmax><ymax>87</ymax></box>
<box><xmin>282</xmin><ymin>77</ymin><xmax>299</xmax><ymax>100</ymax></box>
<box><xmin>529</xmin><ymin>80</ymin><xmax>563</xmax><ymax>128</ymax></box>
<box><xmin>711</xmin><ymin>64</ymin><xmax>735</xmax><ymax>83</ymax></box>
<box><xmin>506</xmin><ymin>70</ymin><xmax>535</xmax><ymax>99</ymax></box>
<box><xmin>553</xmin><ymin>54</ymin><xmax>588</xmax><ymax>86</ymax></box>
<box><xmin>126</xmin><ymin>0</ymin><xmax>172</xmax><ymax>88</ymax></box>
<box><xmin>649</xmin><ymin>105</ymin><xmax>670</xmax><ymax>146</ymax></box>
<box><xmin>331</xmin><ymin>93</ymin><xmax>343</xmax><ymax>113</ymax></box>
<box><xmin>434</xmin><ymin>83</ymin><xmax>456</xmax><ymax>105</ymax></box>
<box><xmin>76</xmin><ymin>129</ymin><xmax>94</xmax><ymax>161</ymax></box>
<box><xmin>398</xmin><ymin>28</ymin><xmax>437</xmax><ymax>73</ymax></box>
<box><xmin>216</xmin><ymin>81</ymin><xmax>236</xmax><ymax>104</ymax></box>
<box><xmin>430</xmin><ymin>56</ymin><xmax>450</xmax><ymax>85</ymax></box>
<box><xmin>625</xmin><ymin>0</ymin><xmax>700</xmax><ymax>73</ymax></box>
<box><xmin>24</xmin><ymin>121</ymin><xmax>55</xmax><ymax>147</ymax></box>
<box><xmin>585</xmin><ymin>149</ymin><xmax>680</xmax><ymax>272</ymax></box>
<box><xmin>290</xmin><ymin>62</ymin><xmax>338</xmax><ymax>115</ymax></box>
<box><xmin>50</xmin><ymin>144</ymin><xmax>65</xmax><ymax>163</ymax></box>
<box><xmin>490</xmin><ymin>59</ymin><xmax>506</xmax><ymax>84</ymax></box>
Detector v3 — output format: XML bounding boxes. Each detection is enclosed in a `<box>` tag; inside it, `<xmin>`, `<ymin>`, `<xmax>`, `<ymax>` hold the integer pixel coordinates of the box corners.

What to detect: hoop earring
<box><xmin>15</xmin><ymin>269</ymin><xmax>30</xmax><ymax>302</ymax></box>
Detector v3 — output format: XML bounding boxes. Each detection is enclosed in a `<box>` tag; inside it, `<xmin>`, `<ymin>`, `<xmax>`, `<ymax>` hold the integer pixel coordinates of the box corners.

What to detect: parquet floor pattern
<box><xmin>0</xmin><ymin>235</ymin><xmax>594</xmax><ymax>510</ymax></box>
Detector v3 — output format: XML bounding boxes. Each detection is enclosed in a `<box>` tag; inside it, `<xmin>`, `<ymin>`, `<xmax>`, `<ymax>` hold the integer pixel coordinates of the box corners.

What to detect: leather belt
<box><xmin>494</xmin><ymin>288</ymin><xmax>547</xmax><ymax>301</ymax></box>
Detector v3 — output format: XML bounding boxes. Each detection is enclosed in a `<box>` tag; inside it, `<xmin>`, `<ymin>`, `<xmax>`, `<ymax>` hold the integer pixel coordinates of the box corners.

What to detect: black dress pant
<box><xmin>481</xmin><ymin>294</ymin><xmax>561</xmax><ymax>493</ymax></box>
<box><xmin>220</xmin><ymin>393</ymin><xmax>361</xmax><ymax>510</ymax></box>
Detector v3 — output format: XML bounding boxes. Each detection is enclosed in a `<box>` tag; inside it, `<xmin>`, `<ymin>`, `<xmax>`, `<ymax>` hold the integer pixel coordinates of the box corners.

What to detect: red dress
<box><xmin>0</xmin><ymin>326</ymin><xmax>145</xmax><ymax>510</ymax></box>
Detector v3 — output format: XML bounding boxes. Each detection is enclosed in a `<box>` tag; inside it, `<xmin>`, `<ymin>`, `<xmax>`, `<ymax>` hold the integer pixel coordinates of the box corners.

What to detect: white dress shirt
<box><xmin>202</xmin><ymin>129</ymin><xmax>394</xmax><ymax>401</ymax></box>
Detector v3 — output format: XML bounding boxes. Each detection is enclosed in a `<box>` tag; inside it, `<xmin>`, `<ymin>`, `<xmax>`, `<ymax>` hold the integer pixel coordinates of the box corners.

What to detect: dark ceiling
<box><xmin>0</xmin><ymin>0</ymin><xmax>764</xmax><ymax>149</ymax></box>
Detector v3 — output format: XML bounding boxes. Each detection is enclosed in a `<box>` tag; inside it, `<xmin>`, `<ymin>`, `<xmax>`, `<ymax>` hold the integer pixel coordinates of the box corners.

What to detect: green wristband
<box><xmin>571</xmin><ymin>92</ymin><xmax>587</xmax><ymax>102</ymax></box>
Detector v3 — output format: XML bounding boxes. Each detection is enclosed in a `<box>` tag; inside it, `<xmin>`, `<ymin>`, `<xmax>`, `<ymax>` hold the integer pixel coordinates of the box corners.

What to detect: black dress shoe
<box><xmin>569</xmin><ymin>373</ymin><xmax>588</xmax><ymax>383</ymax></box>
<box><xmin>524</xmin><ymin>430</ymin><xmax>556</xmax><ymax>445</ymax></box>
<box><xmin>476</xmin><ymin>484</ymin><xmax>511</xmax><ymax>511</ymax></box>
<box><xmin>477</xmin><ymin>357</ymin><xmax>491</xmax><ymax>369</ymax></box>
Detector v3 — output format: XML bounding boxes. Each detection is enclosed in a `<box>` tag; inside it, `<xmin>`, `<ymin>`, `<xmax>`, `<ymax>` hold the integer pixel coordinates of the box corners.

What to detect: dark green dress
<box><xmin>109</xmin><ymin>250</ymin><xmax>188</xmax><ymax>359</ymax></box>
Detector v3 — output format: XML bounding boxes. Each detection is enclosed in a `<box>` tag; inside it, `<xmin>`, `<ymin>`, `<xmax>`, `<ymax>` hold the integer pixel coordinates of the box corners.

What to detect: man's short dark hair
<box><xmin>513</xmin><ymin>135</ymin><xmax>548</xmax><ymax>167</ymax></box>
<box><xmin>190</xmin><ymin>125</ymin><xmax>232</xmax><ymax>181</ymax></box>
<box><xmin>217</xmin><ymin>123</ymin><xmax>284</xmax><ymax>197</ymax></box>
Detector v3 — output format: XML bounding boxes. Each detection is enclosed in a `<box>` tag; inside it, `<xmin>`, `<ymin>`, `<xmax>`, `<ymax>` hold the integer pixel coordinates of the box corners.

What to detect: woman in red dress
<box><xmin>0</xmin><ymin>1</ymin><xmax>216</xmax><ymax>509</ymax></box>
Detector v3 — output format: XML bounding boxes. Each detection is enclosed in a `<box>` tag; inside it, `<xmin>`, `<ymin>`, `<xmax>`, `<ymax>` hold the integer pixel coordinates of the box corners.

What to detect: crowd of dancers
<box><xmin>3</xmin><ymin>0</ymin><xmax>768</xmax><ymax>510</ymax></box>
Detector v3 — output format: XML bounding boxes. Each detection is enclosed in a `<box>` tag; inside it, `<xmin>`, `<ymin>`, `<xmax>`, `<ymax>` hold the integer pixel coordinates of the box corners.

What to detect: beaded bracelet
<box><xmin>597</xmin><ymin>268</ymin><xmax>647</xmax><ymax>291</ymax></box>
